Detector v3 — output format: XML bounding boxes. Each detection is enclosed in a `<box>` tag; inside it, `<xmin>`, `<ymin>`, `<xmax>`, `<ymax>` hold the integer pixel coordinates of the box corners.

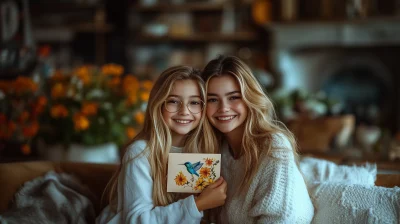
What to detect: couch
<box><xmin>0</xmin><ymin>161</ymin><xmax>399</xmax><ymax>218</ymax></box>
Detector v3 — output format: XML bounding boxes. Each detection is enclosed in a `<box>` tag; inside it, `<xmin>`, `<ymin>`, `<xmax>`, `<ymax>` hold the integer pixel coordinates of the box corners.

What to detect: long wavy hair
<box><xmin>104</xmin><ymin>66</ymin><xmax>217</xmax><ymax>210</ymax></box>
<box><xmin>202</xmin><ymin>55</ymin><xmax>298</xmax><ymax>194</ymax></box>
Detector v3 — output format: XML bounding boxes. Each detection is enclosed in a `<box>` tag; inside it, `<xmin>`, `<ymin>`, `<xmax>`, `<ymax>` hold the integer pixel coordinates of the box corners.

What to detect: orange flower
<box><xmin>18</xmin><ymin>111</ymin><xmax>30</xmax><ymax>123</ymax></box>
<box><xmin>50</xmin><ymin>105</ymin><xmax>69</xmax><ymax>118</ymax></box>
<box><xmin>13</xmin><ymin>77</ymin><xmax>38</xmax><ymax>95</ymax></box>
<box><xmin>101</xmin><ymin>63</ymin><xmax>124</xmax><ymax>76</ymax></box>
<box><xmin>37</xmin><ymin>96</ymin><xmax>47</xmax><ymax>106</ymax></box>
<box><xmin>51</xmin><ymin>83</ymin><xmax>66</xmax><ymax>99</ymax></box>
<box><xmin>174</xmin><ymin>171</ymin><xmax>188</xmax><ymax>186</ymax></box>
<box><xmin>81</xmin><ymin>102</ymin><xmax>98</xmax><ymax>116</ymax></box>
<box><xmin>134</xmin><ymin>112</ymin><xmax>145</xmax><ymax>125</ymax></box>
<box><xmin>123</xmin><ymin>75</ymin><xmax>139</xmax><ymax>95</ymax></box>
<box><xmin>31</xmin><ymin>96</ymin><xmax>47</xmax><ymax>116</ymax></box>
<box><xmin>21</xmin><ymin>144</ymin><xmax>31</xmax><ymax>155</ymax></box>
<box><xmin>74</xmin><ymin>66</ymin><xmax>92</xmax><ymax>85</ymax></box>
<box><xmin>107</xmin><ymin>77</ymin><xmax>121</xmax><ymax>88</ymax></box>
<box><xmin>141</xmin><ymin>80</ymin><xmax>153</xmax><ymax>91</ymax></box>
<box><xmin>51</xmin><ymin>70</ymin><xmax>68</xmax><ymax>82</ymax></box>
<box><xmin>127</xmin><ymin>92</ymin><xmax>138</xmax><ymax>105</ymax></box>
<box><xmin>194</xmin><ymin>177</ymin><xmax>210</xmax><ymax>191</ymax></box>
<box><xmin>205</xmin><ymin>158</ymin><xmax>214</xmax><ymax>166</ymax></box>
<box><xmin>126</xmin><ymin>127</ymin><xmax>136</xmax><ymax>139</ymax></box>
<box><xmin>73</xmin><ymin>113</ymin><xmax>89</xmax><ymax>131</ymax></box>
<box><xmin>22</xmin><ymin>121</ymin><xmax>39</xmax><ymax>138</ymax></box>
<box><xmin>199</xmin><ymin>167</ymin><xmax>211</xmax><ymax>178</ymax></box>
<box><xmin>140</xmin><ymin>92</ymin><xmax>150</xmax><ymax>102</ymax></box>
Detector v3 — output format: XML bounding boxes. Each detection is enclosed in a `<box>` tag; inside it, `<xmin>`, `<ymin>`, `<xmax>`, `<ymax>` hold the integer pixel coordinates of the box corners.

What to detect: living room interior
<box><xmin>0</xmin><ymin>0</ymin><xmax>400</xmax><ymax>222</ymax></box>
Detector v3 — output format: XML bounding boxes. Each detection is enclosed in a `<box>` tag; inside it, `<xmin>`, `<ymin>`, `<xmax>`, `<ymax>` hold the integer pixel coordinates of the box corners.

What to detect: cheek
<box><xmin>206</xmin><ymin>106</ymin><xmax>215</xmax><ymax>119</ymax></box>
<box><xmin>161</xmin><ymin>108</ymin><xmax>169</xmax><ymax>121</ymax></box>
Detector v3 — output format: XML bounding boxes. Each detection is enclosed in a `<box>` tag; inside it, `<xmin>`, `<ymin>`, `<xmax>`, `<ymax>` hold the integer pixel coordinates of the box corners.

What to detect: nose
<box><xmin>179</xmin><ymin>103</ymin><xmax>190</xmax><ymax>115</ymax></box>
<box><xmin>218</xmin><ymin>100</ymin><xmax>230</xmax><ymax>113</ymax></box>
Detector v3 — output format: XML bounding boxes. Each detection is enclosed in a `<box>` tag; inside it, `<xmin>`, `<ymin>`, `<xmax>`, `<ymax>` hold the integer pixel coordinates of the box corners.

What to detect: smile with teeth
<box><xmin>174</xmin><ymin>119</ymin><xmax>192</xmax><ymax>124</ymax></box>
<box><xmin>216</xmin><ymin>115</ymin><xmax>236</xmax><ymax>121</ymax></box>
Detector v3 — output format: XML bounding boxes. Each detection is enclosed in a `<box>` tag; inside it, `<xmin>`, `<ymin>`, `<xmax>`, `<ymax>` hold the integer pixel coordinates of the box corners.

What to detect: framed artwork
<box><xmin>167</xmin><ymin>153</ymin><xmax>221</xmax><ymax>193</ymax></box>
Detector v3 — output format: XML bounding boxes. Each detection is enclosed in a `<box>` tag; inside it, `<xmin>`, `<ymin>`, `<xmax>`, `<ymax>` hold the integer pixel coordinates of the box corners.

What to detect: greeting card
<box><xmin>167</xmin><ymin>153</ymin><xmax>221</xmax><ymax>193</ymax></box>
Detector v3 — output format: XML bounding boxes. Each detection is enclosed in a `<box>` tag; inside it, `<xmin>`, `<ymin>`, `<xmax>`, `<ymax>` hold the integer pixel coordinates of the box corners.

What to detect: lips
<box><xmin>173</xmin><ymin>119</ymin><xmax>193</xmax><ymax>124</ymax></box>
<box><xmin>216</xmin><ymin>115</ymin><xmax>236</xmax><ymax>121</ymax></box>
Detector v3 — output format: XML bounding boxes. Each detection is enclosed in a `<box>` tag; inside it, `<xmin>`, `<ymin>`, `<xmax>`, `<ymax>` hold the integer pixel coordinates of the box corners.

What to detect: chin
<box><xmin>173</xmin><ymin>128</ymin><xmax>195</xmax><ymax>136</ymax></box>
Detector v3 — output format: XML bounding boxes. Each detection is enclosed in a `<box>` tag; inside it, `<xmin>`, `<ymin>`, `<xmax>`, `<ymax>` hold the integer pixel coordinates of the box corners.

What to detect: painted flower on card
<box><xmin>194</xmin><ymin>177</ymin><xmax>211</xmax><ymax>191</ymax></box>
<box><xmin>199</xmin><ymin>167</ymin><xmax>211</xmax><ymax>178</ymax></box>
<box><xmin>174</xmin><ymin>171</ymin><xmax>188</xmax><ymax>186</ymax></box>
<box><xmin>204</xmin><ymin>158</ymin><xmax>214</xmax><ymax>166</ymax></box>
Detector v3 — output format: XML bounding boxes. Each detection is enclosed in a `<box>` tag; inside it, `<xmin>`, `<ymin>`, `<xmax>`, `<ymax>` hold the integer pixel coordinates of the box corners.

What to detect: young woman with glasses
<box><xmin>97</xmin><ymin>66</ymin><xmax>227</xmax><ymax>224</ymax></box>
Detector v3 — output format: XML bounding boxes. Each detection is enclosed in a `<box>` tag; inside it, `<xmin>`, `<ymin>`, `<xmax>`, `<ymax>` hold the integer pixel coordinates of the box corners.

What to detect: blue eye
<box><xmin>207</xmin><ymin>98</ymin><xmax>217</xmax><ymax>103</ymax></box>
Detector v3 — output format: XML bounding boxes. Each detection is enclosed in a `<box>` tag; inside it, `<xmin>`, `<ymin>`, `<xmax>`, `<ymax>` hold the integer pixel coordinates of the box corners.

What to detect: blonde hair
<box><xmin>104</xmin><ymin>66</ymin><xmax>217</xmax><ymax>209</ymax></box>
<box><xmin>202</xmin><ymin>55</ymin><xmax>298</xmax><ymax>194</ymax></box>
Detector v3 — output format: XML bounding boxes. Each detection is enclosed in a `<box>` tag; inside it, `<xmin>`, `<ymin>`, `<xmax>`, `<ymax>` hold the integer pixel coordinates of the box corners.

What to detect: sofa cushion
<box><xmin>300</xmin><ymin>156</ymin><xmax>377</xmax><ymax>186</ymax></box>
<box><xmin>310</xmin><ymin>182</ymin><xmax>400</xmax><ymax>223</ymax></box>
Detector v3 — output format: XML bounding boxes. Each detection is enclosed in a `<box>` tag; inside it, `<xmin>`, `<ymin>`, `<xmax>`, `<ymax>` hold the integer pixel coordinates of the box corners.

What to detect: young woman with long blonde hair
<box><xmin>202</xmin><ymin>56</ymin><xmax>314</xmax><ymax>223</ymax></box>
<box><xmin>97</xmin><ymin>66</ymin><xmax>227</xmax><ymax>224</ymax></box>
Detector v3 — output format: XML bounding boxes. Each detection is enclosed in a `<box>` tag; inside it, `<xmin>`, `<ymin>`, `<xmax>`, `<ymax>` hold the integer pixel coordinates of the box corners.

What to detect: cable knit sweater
<box><xmin>220</xmin><ymin>134</ymin><xmax>314</xmax><ymax>224</ymax></box>
<box><xmin>96</xmin><ymin>140</ymin><xmax>203</xmax><ymax>224</ymax></box>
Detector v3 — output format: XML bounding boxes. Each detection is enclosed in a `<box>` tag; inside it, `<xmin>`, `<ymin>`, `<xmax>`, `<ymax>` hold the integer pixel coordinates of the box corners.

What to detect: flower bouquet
<box><xmin>0</xmin><ymin>77</ymin><xmax>46</xmax><ymax>156</ymax></box>
<box><xmin>39</xmin><ymin>64</ymin><xmax>152</xmax><ymax>151</ymax></box>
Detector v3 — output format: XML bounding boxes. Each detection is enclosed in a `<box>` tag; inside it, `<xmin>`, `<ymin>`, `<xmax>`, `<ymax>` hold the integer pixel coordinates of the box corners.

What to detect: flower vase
<box><xmin>41</xmin><ymin>142</ymin><xmax>120</xmax><ymax>164</ymax></box>
<box><xmin>66</xmin><ymin>142</ymin><xmax>120</xmax><ymax>164</ymax></box>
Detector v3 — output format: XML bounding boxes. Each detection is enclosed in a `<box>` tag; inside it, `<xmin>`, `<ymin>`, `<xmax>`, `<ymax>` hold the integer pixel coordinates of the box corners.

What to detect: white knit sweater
<box><xmin>220</xmin><ymin>134</ymin><xmax>314</xmax><ymax>224</ymax></box>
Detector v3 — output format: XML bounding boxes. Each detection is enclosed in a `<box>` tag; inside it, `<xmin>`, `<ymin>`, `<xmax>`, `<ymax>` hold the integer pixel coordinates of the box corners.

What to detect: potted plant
<box><xmin>272</xmin><ymin>89</ymin><xmax>355</xmax><ymax>153</ymax></box>
<box><xmin>0</xmin><ymin>77</ymin><xmax>47</xmax><ymax>160</ymax></box>
<box><xmin>39</xmin><ymin>64</ymin><xmax>152</xmax><ymax>163</ymax></box>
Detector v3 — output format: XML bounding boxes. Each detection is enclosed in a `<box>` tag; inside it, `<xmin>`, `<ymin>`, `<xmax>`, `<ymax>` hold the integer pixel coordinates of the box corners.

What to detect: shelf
<box><xmin>264</xmin><ymin>15</ymin><xmax>400</xmax><ymax>27</ymax></box>
<box><xmin>30</xmin><ymin>3</ymin><xmax>102</xmax><ymax>14</ymax></box>
<box><xmin>134</xmin><ymin>32</ymin><xmax>258</xmax><ymax>42</ymax></box>
<box><xmin>35</xmin><ymin>23</ymin><xmax>113</xmax><ymax>34</ymax></box>
<box><xmin>131</xmin><ymin>2</ymin><xmax>227</xmax><ymax>12</ymax></box>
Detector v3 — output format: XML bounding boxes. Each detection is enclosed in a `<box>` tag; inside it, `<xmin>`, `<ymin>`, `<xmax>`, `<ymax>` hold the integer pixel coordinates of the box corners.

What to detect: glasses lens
<box><xmin>188</xmin><ymin>100</ymin><xmax>204</xmax><ymax>114</ymax></box>
<box><xmin>165</xmin><ymin>100</ymin><xmax>181</xmax><ymax>113</ymax></box>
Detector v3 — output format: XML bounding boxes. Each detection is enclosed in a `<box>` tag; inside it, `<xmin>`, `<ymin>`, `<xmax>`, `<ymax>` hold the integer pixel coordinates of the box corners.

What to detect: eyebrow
<box><xmin>168</xmin><ymin>94</ymin><xmax>201</xmax><ymax>98</ymax></box>
<box><xmin>207</xmin><ymin>91</ymin><xmax>241</xmax><ymax>97</ymax></box>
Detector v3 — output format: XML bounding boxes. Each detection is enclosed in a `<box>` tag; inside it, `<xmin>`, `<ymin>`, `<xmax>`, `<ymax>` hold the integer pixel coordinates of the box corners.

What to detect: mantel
<box><xmin>265</xmin><ymin>18</ymin><xmax>400</xmax><ymax>50</ymax></box>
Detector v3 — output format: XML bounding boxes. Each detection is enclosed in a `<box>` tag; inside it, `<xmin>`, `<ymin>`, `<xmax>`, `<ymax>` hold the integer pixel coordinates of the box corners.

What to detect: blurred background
<box><xmin>1</xmin><ymin>0</ymin><xmax>399</xmax><ymax>166</ymax></box>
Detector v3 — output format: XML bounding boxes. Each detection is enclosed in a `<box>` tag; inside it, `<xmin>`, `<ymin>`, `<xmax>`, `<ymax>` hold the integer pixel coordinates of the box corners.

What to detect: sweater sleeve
<box><xmin>249</xmin><ymin>135</ymin><xmax>314</xmax><ymax>224</ymax></box>
<box><xmin>120</xmin><ymin>141</ymin><xmax>203</xmax><ymax>224</ymax></box>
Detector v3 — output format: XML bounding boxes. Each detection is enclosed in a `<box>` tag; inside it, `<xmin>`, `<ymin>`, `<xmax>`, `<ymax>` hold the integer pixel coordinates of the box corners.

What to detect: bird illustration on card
<box><xmin>167</xmin><ymin>153</ymin><xmax>221</xmax><ymax>193</ymax></box>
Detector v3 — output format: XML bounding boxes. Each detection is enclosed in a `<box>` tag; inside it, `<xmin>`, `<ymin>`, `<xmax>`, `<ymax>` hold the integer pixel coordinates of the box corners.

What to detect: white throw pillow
<box><xmin>310</xmin><ymin>182</ymin><xmax>400</xmax><ymax>224</ymax></box>
<box><xmin>300</xmin><ymin>156</ymin><xmax>377</xmax><ymax>186</ymax></box>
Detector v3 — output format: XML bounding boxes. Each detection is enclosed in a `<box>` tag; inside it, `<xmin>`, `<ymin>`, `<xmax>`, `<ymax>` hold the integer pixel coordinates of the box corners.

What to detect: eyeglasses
<box><xmin>164</xmin><ymin>99</ymin><xmax>205</xmax><ymax>114</ymax></box>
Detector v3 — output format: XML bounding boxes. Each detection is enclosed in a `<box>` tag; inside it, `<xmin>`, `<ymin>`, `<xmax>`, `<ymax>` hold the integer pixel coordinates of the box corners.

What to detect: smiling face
<box><xmin>162</xmin><ymin>79</ymin><xmax>203</xmax><ymax>146</ymax></box>
<box><xmin>206</xmin><ymin>74</ymin><xmax>248</xmax><ymax>137</ymax></box>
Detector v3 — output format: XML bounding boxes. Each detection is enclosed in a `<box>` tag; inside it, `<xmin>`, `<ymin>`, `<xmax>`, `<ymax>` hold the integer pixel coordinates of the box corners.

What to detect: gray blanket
<box><xmin>0</xmin><ymin>171</ymin><xmax>96</xmax><ymax>224</ymax></box>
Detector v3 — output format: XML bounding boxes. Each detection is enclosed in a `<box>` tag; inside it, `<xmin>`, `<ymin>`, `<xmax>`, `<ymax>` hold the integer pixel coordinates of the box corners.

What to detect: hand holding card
<box><xmin>167</xmin><ymin>153</ymin><xmax>221</xmax><ymax>193</ymax></box>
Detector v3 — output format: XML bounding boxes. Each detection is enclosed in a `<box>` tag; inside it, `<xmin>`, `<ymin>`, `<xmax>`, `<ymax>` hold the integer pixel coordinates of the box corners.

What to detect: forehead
<box><xmin>207</xmin><ymin>74</ymin><xmax>240</xmax><ymax>93</ymax></box>
<box><xmin>169</xmin><ymin>79</ymin><xmax>201</xmax><ymax>96</ymax></box>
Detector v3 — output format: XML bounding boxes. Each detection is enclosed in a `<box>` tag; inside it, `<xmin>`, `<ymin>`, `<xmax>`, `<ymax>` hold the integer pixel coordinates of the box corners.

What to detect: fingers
<box><xmin>208</xmin><ymin>176</ymin><xmax>224</xmax><ymax>189</ymax></box>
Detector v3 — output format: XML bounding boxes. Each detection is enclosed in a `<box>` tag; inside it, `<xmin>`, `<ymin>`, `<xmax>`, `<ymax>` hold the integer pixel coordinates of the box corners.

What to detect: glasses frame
<box><xmin>164</xmin><ymin>99</ymin><xmax>205</xmax><ymax>114</ymax></box>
